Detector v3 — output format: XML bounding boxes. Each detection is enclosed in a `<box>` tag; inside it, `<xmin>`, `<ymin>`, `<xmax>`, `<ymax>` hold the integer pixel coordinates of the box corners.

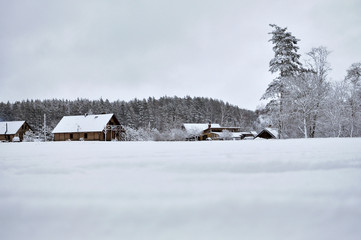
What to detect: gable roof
<box><xmin>52</xmin><ymin>114</ymin><xmax>116</xmax><ymax>133</ymax></box>
<box><xmin>0</xmin><ymin>121</ymin><xmax>25</xmax><ymax>135</ymax></box>
<box><xmin>256</xmin><ymin>128</ymin><xmax>279</xmax><ymax>139</ymax></box>
<box><xmin>183</xmin><ymin>123</ymin><xmax>221</xmax><ymax>133</ymax></box>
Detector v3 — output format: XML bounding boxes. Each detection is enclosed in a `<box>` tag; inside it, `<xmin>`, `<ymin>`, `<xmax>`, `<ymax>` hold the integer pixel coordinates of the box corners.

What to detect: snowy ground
<box><xmin>1</xmin><ymin>138</ymin><xmax>361</xmax><ymax>240</ymax></box>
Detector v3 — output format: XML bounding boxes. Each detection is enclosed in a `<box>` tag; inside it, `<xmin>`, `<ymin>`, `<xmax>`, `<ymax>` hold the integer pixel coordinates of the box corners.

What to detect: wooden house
<box><xmin>182</xmin><ymin>122</ymin><xmax>257</xmax><ymax>141</ymax></box>
<box><xmin>255</xmin><ymin>128</ymin><xmax>279</xmax><ymax>139</ymax></box>
<box><xmin>52</xmin><ymin>113</ymin><xmax>125</xmax><ymax>141</ymax></box>
<box><xmin>182</xmin><ymin>123</ymin><xmax>221</xmax><ymax>140</ymax></box>
<box><xmin>0</xmin><ymin>121</ymin><xmax>32</xmax><ymax>142</ymax></box>
<box><xmin>202</xmin><ymin>126</ymin><xmax>242</xmax><ymax>140</ymax></box>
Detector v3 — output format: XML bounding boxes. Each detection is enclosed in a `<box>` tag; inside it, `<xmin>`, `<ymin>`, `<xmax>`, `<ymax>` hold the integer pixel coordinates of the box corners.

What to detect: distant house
<box><xmin>0</xmin><ymin>121</ymin><xmax>32</xmax><ymax>142</ymax></box>
<box><xmin>203</xmin><ymin>126</ymin><xmax>242</xmax><ymax>140</ymax></box>
<box><xmin>182</xmin><ymin>123</ymin><xmax>221</xmax><ymax>140</ymax></box>
<box><xmin>182</xmin><ymin>122</ymin><xmax>256</xmax><ymax>141</ymax></box>
<box><xmin>52</xmin><ymin>113</ymin><xmax>125</xmax><ymax>141</ymax></box>
<box><xmin>255</xmin><ymin>128</ymin><xmax>279</xmax><ymax>139</ymax></box>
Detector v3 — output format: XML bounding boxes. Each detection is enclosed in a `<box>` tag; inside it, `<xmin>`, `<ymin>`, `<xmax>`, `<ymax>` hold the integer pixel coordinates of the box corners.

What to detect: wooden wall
<box><xmin>0</xmin><ymin>134</ymin><xmax>13</xmax><ymax>141</ymax></box>
<box><xmin>53</xmin><ymin>115</ymin><xmax>124</xmax><ymax>141</ymax></box>
<box><xmin>54</xmin><ymin>132</ymin><xmax>104</xmax><ymax>141</ymax></box>
<box><xmin>53</xmin><ymin>131</ymin><xmax>120</xmax><ymax>141</ymax></box>
<box><xmin>0</xmin><ymin>122</ymin><xmax>31</xmax><ymax>142</ymax></box>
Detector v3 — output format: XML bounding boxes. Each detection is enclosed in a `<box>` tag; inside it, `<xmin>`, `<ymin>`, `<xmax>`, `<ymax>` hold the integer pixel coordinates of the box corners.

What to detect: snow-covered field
<box><xmin>1</xmin><ymin>138</ymin><xmax>361</xmax><ymax>240</ymax></box>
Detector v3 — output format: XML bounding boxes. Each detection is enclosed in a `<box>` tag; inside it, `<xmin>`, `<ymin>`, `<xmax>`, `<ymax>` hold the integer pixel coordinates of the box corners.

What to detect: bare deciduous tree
<box><xmin>344</xmin><ymin>62</ymin><xmax>361</xmax><ymax>137</ymax></box>
<box><xmin>304</xmin><ymin>46</ymin><xmax>331</xmax><ymax>137</ymax></box>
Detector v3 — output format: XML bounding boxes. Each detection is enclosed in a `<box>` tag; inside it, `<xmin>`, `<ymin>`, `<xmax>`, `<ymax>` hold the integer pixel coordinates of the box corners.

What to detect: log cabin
<box><xmin>0</xmin><ymin>121</ymin><xmax>32</xmax><ymax>142</ymax></box>
<box><xmin>52</xmin><ymin>113</ymin><xmax>125</xmax><ymax>141</ymax></box>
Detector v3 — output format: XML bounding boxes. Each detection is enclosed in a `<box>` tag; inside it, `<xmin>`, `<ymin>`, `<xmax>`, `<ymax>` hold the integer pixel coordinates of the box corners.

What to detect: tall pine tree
<box><xmin>262</xmin><ymin>24</ymin><xmax>302</xmax><ymax>138</ymax></box>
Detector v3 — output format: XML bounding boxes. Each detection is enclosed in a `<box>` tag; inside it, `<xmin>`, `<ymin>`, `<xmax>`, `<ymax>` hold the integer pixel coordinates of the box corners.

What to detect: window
<box><xmin>70</xmin><ymin>134</ymin><xmax>73</xmax><ymax>139</ymax></box>
<box><xmin>84</xmin><ymin>133</ymin><xmax>88</xmax><ymax>139</ymax></box>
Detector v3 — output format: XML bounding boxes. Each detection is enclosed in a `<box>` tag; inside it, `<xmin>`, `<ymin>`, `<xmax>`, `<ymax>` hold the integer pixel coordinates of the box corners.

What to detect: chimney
<box><xmin>5</xmin><ymin>123</ymin><xmax>8</xmax><ymax>135</ymax></box>
<box><xmin>208</xmin><ymin>121</ymin><xmax>211</xmax><ymax>129</ymax></box>
<box><xmin>84</xmin><ymin>113</ymin><xmax>88</xmax><ymax>117</ymax></box>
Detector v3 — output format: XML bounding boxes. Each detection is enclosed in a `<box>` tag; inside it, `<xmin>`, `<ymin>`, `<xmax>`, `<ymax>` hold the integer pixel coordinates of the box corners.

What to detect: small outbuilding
<box><xmin>52</xmin><ymin>113</ymin><xmax>125</xmax><ymax>141</ymax></box>
<box><xmin>255</xmin><ymin>128</ymin><xmax>279</xmax><ymax>139</ymax></box>
<box><xmin>0</xmin><ymin>121</ymin><xmax>32</xmax><ymax>142</ymax></box>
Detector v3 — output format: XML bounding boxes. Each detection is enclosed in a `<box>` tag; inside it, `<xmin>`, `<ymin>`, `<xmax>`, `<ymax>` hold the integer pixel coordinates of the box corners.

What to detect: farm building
<box><xmin>255</xmin><ymin>128</ymin><xmax>279</xmax><ymax>139</ymax></box>
<box><xmin>203</xmin><ymin>126</ymin><xmax>242</xmax><ymax>140</ymax></box>
<box><xmin>182</xmin><ymin>123</ymin><xmax>221</xmax><ymax>140</ymax></box>
<box><xmin>182</xmin><ymin>122</ymin><xmax>256</xmax><ymax>140</ymax></box>
<box><xmin>203</xmin><ymin>127</ymin><xmax>257</xmax><ymax>140</ymax></box>
<box><xmin>0</xmin><ymin>121</ymin><xmax>32</xmax><ymax>142</ymax></box>
<box><xmin>52</xmin><ymin>113</ymin><xmax>125</xmax><ymax>141</ymax></box>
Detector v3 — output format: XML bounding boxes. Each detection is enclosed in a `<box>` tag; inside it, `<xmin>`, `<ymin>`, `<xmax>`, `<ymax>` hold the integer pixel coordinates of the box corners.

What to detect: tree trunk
<box><xmin>278</xmin><ymin>92</ymin><xmax>283</xmax><ymax>139</ymax></box>
<box><xmin>303</xmin><ymin>117</ymin><xmax>308</xmax><ymax>138</ymax></box>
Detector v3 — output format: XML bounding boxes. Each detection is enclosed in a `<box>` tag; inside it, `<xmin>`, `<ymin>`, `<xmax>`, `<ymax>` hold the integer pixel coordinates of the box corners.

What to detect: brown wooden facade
<box><xmin>53</xmin><ymin>131</ymin><xmax>120</xmax><ymax>141</ymax></box>
<box><xmin>53</xmin><ymin>115</ymin><xmax>125</xmax><ymax>141</ymax></box>
<box><xmin>200</xmin><ymin>127</ymin><xmax>241</xmax><ymax>140</ymax></box>
<box><xmin>0</xmin><ymin>121</ymin><xmax>32</xmax><ymax>142</ymax></box>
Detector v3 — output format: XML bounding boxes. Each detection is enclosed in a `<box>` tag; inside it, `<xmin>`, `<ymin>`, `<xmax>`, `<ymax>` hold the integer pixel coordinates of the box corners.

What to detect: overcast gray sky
<box><xmin>1</xmin><ymin>0</ymin><xmax>360</xmax><ymax>110</ymax></box>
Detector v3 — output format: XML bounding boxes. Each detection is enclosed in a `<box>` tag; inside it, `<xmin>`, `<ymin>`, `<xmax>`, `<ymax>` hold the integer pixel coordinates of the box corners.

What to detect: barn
<box><xmin>52</xmin><ymin>113</ymin><xmax>125</xmax><ymax>141</ymax></box>
<box><xmin>0</xmin><ymin>121</ymin><xmax>32</xmax><ymax>142</ymax></box>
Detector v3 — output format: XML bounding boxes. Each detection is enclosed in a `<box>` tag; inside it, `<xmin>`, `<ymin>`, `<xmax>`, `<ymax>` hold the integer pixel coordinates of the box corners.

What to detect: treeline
<box><xmin>0</xmin><ymin>96</ymin><xmax>257</xmax><ymax>136</ymax></box>
<box><xmin>260</xmin><ymin>24</ymin><xmax>361</xmax><ymax>138</ymax></box>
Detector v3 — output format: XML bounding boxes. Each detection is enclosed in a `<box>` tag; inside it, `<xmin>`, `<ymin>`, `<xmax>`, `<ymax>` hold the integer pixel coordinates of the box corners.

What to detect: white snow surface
<box><xmin>52</xmin><ymin>113</ymin><xmax>114</xmax><ymax>133</ymax></box>
<box><xmin>1</xmin><ymin>138</ymin><xmax>361</xmax><ymax>240</ymax></box>
<box><xmin>0</xmin><ymin>121</ymin><xmax>25</xmax><ymax>135</ymax></box>
<box><xmin>183</xmin><ymin>123</ymin><xmax>221</xmax><ymax>133</ymax></box>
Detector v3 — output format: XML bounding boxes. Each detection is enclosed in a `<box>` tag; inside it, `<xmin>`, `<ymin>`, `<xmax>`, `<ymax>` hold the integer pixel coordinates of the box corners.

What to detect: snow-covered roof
<box><xmin>183</xmin><ymin>123</ymin><xmax>221</xmax><ymax>133</ymax></box>
<box><xmin>239</xmin><ymin>131</ymin><xmax>257</xmax><ymax>137</ymax></box>
<box><xmin>256</xmin><ymin>128</ymin><xmax>279</xmax><ymax>139</ymax></box>
<box><xmin>0</xmin><ymin>121</ymin><xmax>25</xmax><ymax>135</ymax></box>
<box><xmin>52</xmin><ymin>114</ymin><xmax>115</xmax><ymax>133</ymax></box>
<box><xmin>265</xmin><ymin>128</ymin><xmax>279</xmax><ymax>138</ymax></box>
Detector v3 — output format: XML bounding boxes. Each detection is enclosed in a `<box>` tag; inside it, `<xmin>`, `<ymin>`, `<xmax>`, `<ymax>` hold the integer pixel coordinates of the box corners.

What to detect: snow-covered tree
<box><xmin>23</xmin><ymin>130</ymin><xmax>37</xmax><ymax>142</ymax></box>
<box><xmin>283</xmin><ymin>47</ymin><xmax>332</xmax><ymax>138</ymax></box>
<box><xmin>285</xmin><ymin>71</ymin><xmax>330</xmax><ymax>138</ymax></box>
<box><xmin>319</xmin><ymin>82</ymin><xmax>349</xmax><ymax>137</ymax></box>
<box><xmin>262</xmin><ymin>24</ymin><xmax>303</xmax><ymax>138</ymax></box>
<box><xmin>344</xmin><ymin>62</ymin><xmax>361</xmax><ymax>137</ymax></box>
<box><xmin>345</xmin><ymin>62</ymin><xmax>361</xmax><ymax>85</ymax></box>
<box><xmin>220</xmin><ymin>130</ymin><xmax>233</xmax><ymax>140</ymax></box>
<box><xmin>304</xmin><ymin>47</ymin><xmax>332</xmax><ymax>137</ymax></box>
